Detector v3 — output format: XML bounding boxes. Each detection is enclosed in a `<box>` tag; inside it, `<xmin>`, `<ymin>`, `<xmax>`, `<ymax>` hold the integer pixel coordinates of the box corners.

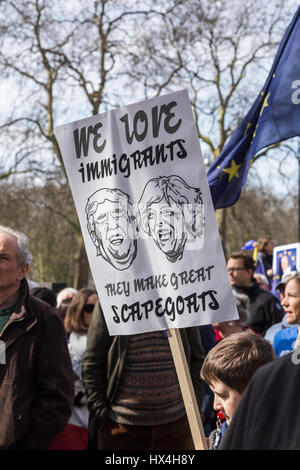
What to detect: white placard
<box><xmin>273</xmin><ymin>242</ymin><xmax>300</xmax><ymax>276</ymax></box>
<box><xmin>55</xmin><ymin>89</ymin><xmax>238</xmax><ymax>335</ymax></box>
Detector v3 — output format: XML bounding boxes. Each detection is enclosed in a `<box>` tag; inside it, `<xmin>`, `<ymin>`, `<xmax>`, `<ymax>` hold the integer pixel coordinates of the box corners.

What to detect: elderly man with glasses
<box><xmin>226</xmin><ymin>252</ymin><xmax>284</xmax><ymax>336</ymax></box>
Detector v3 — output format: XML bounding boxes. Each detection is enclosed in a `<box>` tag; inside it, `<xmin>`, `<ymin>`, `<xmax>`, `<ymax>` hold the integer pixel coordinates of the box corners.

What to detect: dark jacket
<box><xmin>82</xmin><ymin>302</ymin><xmax>205</xmax><ymax>440</ymax></box>
<box><xmin>0</xmin><ymin>279</ymin><xmax>74</xmax><ymax>450</ymax></box>
<box><xmin>234</xmin><ymin>279</ymin><xmax>284</xmax><ymax>335</ymax></box>
<box><xmin>220</xmin><ymin>351</ymin><xmax>300</xmax><ymax>450</ymax></box>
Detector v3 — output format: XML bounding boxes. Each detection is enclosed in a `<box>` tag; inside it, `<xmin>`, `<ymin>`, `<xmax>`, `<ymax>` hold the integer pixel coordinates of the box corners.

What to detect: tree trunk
<box><xmin>73</xmin><ymin>235</ymin><xmax>91</xmax><ymax>289</ymax></box>
<box><xmin>216</xmin><ymin>208</ymin><xmax>228</xmax><ymax>260</ymax></box>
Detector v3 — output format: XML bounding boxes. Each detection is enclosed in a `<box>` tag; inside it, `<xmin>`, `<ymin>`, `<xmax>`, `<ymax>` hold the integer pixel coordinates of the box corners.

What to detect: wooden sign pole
<box><xmin>167</xmin><ymin>328</ymin><xmax>208</xmax><ymax>450</ymax></box>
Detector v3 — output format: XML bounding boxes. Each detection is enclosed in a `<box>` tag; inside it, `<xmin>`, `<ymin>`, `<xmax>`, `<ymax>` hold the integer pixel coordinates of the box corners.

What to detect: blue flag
<box><xmin>207</xmin><ymin>6</ymin><xmax>300</xmax><ymax>209</ymax></box>
<box><xmin>241</xmin><ymin>240</ymin><xmax>257</xmax><ymax>251</ymax></box>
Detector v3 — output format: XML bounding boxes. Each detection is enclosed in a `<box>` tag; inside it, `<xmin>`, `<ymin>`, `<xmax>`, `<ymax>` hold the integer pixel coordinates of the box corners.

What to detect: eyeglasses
<box><xmin>83</xmin><ymin>303</ymin><xmax>95</xmax><ymax>313</ymax></box>
<box><xmin>227</xmin><ymin>267</ymin><xmax>246</xmax><ymax>273</ymax></box>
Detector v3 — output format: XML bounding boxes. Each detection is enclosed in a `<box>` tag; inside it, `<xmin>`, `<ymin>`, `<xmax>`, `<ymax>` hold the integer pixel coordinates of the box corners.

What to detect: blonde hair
<box><xmin>64</xmin><ymin>288</ymin><xmax>97</xmax><ymax>333</ymax></box>
<box><xmin>258</xmin><ymin>236</ymin><xmax>272</xmax><ymax>253</ymax></box>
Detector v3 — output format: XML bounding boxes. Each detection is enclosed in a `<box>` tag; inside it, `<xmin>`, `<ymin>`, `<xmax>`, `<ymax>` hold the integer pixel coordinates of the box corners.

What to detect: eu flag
<box><xmin>207</xmin><ymin>6</ymin><xmax>300</xmax><ymax>209</ymax></box>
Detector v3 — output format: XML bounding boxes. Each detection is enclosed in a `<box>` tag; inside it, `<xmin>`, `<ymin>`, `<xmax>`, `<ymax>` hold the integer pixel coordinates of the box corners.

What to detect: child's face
<box><xmin>210</xmin><ymin>380</ymin><xmax>242</xmax><ymax>425</ymax></box>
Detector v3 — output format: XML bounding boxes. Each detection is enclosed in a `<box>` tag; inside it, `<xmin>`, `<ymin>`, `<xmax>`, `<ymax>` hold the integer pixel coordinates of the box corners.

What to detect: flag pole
<box><xmin>298</xmin><ymin>139</ymin><xmax>300</xmax><ymax>242</ymax></box>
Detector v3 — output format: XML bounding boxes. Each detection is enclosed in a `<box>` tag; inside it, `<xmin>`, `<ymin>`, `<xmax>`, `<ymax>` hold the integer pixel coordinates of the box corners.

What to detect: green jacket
<box><xmin>82</xmin><ymin>301</ymin><xmax>205</xmax><ymax>438</ymax></box>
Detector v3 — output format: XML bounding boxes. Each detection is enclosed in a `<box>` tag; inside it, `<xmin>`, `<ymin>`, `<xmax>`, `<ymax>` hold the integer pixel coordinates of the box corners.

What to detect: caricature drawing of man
<box><xmin>85</xmin><ymin>188</ymin><xmax>139</xmax><ymax>271</ymax></box>
<box><xmin>138</xmin><ymin>175</ymin><xmax>204</xmax><ymax>263</ymax></box>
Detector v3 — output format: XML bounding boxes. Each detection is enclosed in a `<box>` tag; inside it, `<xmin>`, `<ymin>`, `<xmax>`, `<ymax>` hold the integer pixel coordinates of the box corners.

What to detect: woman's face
<box><xmin>147</xmin><ymin>201</ymin><xmax>186</xmax><ymax>258</ymax></box>
<box><xmin>264</xmin><ymin>239</ymin><xmax>274</xmax><ymax>255</ymax></box>
<box><xmin>281</xmin><ymin>278</ymin><xmax>300</xmax><ymax>325</ymax></box>
<box><xmin>83</xmin><ymin>293</ymin><xmax>98</xmax><ymax>328</ymax></box>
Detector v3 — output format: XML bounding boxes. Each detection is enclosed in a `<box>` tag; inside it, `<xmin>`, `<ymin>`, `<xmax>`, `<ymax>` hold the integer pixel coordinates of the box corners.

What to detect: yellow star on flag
<box><xmin>259</xmin><ymin>92</ymin><xmax>270</xmax><ymax>116</ymax></box>
<box><xmin>223</xmin><ymin>160</ymin><xmax>242</xmax><ymax>182</ymax></box>
<box><xmin>244</xmin><ymin>122</ymin><xmax>252</xmax><ymax>136</ymax></box>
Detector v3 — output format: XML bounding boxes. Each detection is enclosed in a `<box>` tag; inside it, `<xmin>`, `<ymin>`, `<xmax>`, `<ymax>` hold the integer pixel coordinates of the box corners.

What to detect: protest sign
<box><xmin>55</xmin><ymin>89</ymin><xmax>238</xmax><ymax>336</ymax></box>
<box><xmin>273</xmin><ymin>242</ymin><xmax>300</xmax><ymax>280</ymax></box>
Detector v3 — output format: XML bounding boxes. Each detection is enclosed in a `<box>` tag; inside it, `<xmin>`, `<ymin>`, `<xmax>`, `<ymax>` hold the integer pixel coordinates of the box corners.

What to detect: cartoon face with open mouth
<box><xmin>139</xmin><ymin>176</ymin><xmax>205</xmax><ymax>263</ymax></box>
<box><xmin>93</xmin><ymin>200</ymin><xmax>137</xmax><ymax>269</ymax></box>
<box><xmin>147</xmin><ymin>202</ymin><xmax>186</xmax><ymax>262</ymax></box>
<box><xmin>86</xmin><ymin>188</ymin><xmax>138</xmax><ymax>271</ymax></box>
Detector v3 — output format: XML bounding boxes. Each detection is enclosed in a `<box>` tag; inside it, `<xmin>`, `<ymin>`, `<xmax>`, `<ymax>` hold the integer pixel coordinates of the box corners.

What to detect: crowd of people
<box><xmin>0</xmin><ymin>225</ymin><xmax>299</xmax><ymax>450</ymax></box>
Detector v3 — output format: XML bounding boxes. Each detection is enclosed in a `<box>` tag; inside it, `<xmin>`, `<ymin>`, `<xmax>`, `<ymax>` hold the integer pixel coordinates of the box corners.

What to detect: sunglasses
<box><xmin>83</xmin><ymin>303</ymin><xmax>95</xmax><ymax>313</ymax></box>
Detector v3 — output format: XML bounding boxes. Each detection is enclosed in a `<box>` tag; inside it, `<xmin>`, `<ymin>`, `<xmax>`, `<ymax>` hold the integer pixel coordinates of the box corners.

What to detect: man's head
<box><xmin>139</xmin><ymin>175</ymin><xmax>204</xmax><ymax>262</ymax></box>
<box><xmin>86</xmin><ymin>188</ymin><xmax>139</xmax><ymax>271</ymax></box>
<box><xmin>201</xmin><ymin>331</ymin><xmax>275</xmax><ymax>424</ymax></box>
<box><xmin>227</xmin><ymin>252</ymin><xmax>256</xmax><ymax>287</ymax></box>
<box><xmin>0</xmin><ymin>226</ymin><xmax>31</xmax><ymax>300</ymax></box>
